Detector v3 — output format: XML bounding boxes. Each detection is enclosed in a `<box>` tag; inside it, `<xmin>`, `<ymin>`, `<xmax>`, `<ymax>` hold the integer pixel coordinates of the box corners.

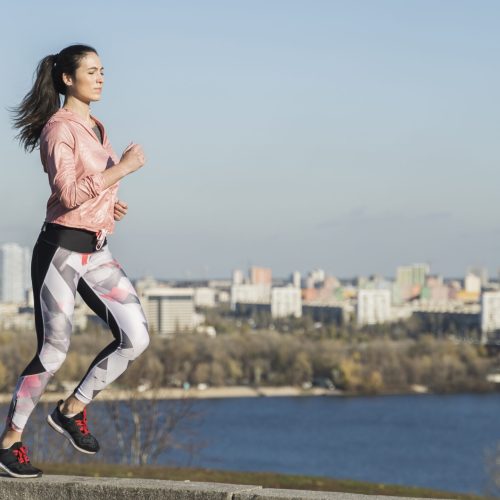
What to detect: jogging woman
<box><xmin>0</xmin><ymin>44</ymin><xmax>150</xmax><ymax>477</ymax></box>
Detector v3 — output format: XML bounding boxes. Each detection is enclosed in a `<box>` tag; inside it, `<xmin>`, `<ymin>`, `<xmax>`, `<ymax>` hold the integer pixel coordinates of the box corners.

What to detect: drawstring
<box><xmin>96</xmin><ymin>229</ymin><xmax>107</xmax><ymax>250</ymax></box>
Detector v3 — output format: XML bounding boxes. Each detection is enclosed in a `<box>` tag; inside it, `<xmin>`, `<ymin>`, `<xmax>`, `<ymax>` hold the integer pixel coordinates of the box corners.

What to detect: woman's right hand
<box><xmin>120</xmin><ymin>143</ymin><xmax>146</xmax><ymax>173</ymax></box>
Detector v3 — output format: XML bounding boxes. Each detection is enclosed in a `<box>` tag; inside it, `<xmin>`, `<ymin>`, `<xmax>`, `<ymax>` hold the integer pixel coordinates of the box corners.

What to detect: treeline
<box><xmin>0</xmin><ymin>324</ymin><xmax>497</xmax><ymax>395</ymax></box>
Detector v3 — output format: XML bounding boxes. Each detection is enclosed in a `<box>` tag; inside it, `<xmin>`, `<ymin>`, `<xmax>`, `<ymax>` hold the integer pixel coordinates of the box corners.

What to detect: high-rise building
<box><xmin>420</xmin><ymin>276</ymin><xmax>450</xmax><ymax>303</ymax></box>
<box><xmin>232</xmin><ymin>269</ymin><xmax>244</xmax><ymax>285</ymax></box>
<box><xmin>394</xmin><ymin>263</ymin><xmax>430</xmax><ymax>304</ymax></box>
<box><xmin>144</xmin><ymin>288</ymin><xmax>197</xmax><ymax>335</ymax></box>
<box><xmin>307</xmin><ymin>269</ymin><xmax>325</xmax><ymax>287</ymax></box>
<box><xmin>396</xmin><ymin>263</ymin><xmax>430</xmax><ymax>287</ymax></box>
<box><xmin>465</xmin><ymin>273</ymin><xmax>481</xmax><ymax>294</ymax></box>
<box><xmin>481</xmin><ymin>291</ymin><xmax>500</xmax><ymax>339</ymax></box>
<box><xmin>357</xmin><ymin>289</ymin><xmax>391</xmax><ymax>326</ymax></box>
<box><xmin>468</xmin><ymin>267</ymin><xmax>488</xmax><ymax>286</ymax></box>
<box><xmin>271</xmin><ymin>286</ymin><xmax>302</xmax><ymax>318</ymax></box>
<box><xmin>250</xmin><ymin>266</ymin><xmax>272</xmax><ymax>285</ymax></box>
<box><xmin>0</xmin><ymin>243</ymin><xmax>31</xmax><ymax>303</ymax></box>
<box><xmin>291</xmin><ymin>271</ymin><xmax>301</xmax><ymax>288</ymax></box>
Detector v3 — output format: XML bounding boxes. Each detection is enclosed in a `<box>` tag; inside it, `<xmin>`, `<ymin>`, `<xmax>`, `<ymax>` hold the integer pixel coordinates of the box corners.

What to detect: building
<box><xmin>468</xmin><ymin>267</ymin><xmax>488</xmax><ymax>286</ymax></box>
<box><xmin>396</xmin><ymin>263</ymin><xmax>429</xmax><ymax>287</ymax></box>
<box><xmin>420</xmin><ymin>276</ymin><xmax>450</xmax><ymax>304</ymax></box>
<box><xmin>0</xmin><ymin>243</ymin><xmax>31</xmax><ymax>303</ymax></box>
<box><xmin>291</xmin><ymin>271</ymin><xmax>301</xmax><ymax>288</ymax></box>
<box><xmin>194</xmin><ymin>287</ymin><xmax>217</xmax><ymax>308</ymax></box>
<box><xmin>465</xmin><ymin>273</ymin><xmax>481</xmax><ymax>294</ymax></box>
<box><xmin>357</xmin><ymin>289</ymin><xmax>391</xmax><ymax>326</ymax></box>
<box><xmin>144</xmin><ymin>287</ymin><xmax>198</xmax><ymax>335</ymax></box>
<box><xmin>302</xmin><ymin>304</ymin><xmax>347</xmax><ymax>325</ymax></box>
<box><xmin>271</xmin><ymin>286</ymin><xmax>302</xmax><ymax>318</ymax></box>
<box><xmin>232</xmin><ymin>269</ymin><xmax>244</xmax><ymax>285</ymax></box>
<box><xmin>250</xmin><ymin>266</ymin><xmax>272</xmax><ymax>285</ymax></box>
<box><xmin>217</xmin><ymin>290</ymin><xmax>230</xmax><ymax>303</ymax></box>
<box><xmin>308</xmin><ymin>269</ymin><xmax>325</xmax><ymax>285</ymax></box>
<box><xmin>230</xmin><ymin>283</ymin><xmax>271</xmax><ymax>311</ymax></box>
<box><xmin>481</xmin><ymin>291</ymin><xmax>500</xmax><ymax>339</ymax></box>
<box><xmin>394</xmin><ymin>263</ymin><xmax>430</xmax><ymax>304</ymax></box>
<box><xmin>413</xmin><ymin>305</ymin><xmax>480</xmax><ymax>340</ymax></box>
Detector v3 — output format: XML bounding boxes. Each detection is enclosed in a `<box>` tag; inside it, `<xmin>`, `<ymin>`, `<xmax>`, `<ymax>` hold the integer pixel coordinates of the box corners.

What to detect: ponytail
<box><xmin>11</xmin><ymin>44</ymin><xmax>97</xmax><ymax>152</ymax></box>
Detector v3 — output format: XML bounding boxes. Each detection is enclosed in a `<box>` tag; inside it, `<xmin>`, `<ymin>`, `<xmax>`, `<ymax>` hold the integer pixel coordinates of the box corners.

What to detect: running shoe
<box><xmin>47</xmin><ymin>400</ymin><xmax>100</xmax><ymax>454</ymax></box>
<box><xmin>0</xmin><ymin>442</ymin><xmax>42</xmax><ymax>478</ymax></box>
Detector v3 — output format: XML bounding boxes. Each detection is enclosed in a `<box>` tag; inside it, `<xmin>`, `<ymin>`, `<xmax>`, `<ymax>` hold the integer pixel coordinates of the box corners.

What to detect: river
<box><xmin>3</xmin><ymin>392</ymin><xmax>499</xmax><ymax>495</ymax></box>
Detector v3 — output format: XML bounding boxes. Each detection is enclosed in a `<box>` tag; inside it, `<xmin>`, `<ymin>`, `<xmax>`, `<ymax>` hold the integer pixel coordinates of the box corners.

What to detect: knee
<box><xmin>40</xmin><ymin>342</ymin><xmax>69</xmax><ymax>374</ymax></box>
<box><xmin>122</xmin><ymin>328</ymin><xmax>150</xmax><ymax>360</ymax></box>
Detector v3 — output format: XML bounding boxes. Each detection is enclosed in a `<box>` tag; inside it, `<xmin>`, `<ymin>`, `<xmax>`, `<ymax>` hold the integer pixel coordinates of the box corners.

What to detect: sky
<box><xmin>0</xmin><ymin>1</ymin><xmax>499</xmax><ymax>280</ymax></box>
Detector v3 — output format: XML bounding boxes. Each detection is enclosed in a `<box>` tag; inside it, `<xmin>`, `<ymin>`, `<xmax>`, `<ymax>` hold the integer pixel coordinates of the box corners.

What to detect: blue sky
<box><xmin>0</xmin><ymin>1</ymin><xmax>499</xmax><ymax>279</ymax></box>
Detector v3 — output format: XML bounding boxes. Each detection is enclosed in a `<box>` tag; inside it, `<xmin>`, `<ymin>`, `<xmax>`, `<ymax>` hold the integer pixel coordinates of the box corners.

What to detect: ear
<box><xmin>61</xmin><ymin>72</ymin><xmax>73</xmax><ymax>87</ymax></box>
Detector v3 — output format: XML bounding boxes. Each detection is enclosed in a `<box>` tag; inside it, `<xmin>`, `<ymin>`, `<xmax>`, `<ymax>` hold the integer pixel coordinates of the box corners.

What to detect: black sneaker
<box><xmin>47</xmin><ymin>400</ymin><xmax>100</xmax><ymax>454</ymax></box>
<box><xmin>0</xmin><ymin>442</ymin><xmax>42</xmax><ymax>478</ymax></box>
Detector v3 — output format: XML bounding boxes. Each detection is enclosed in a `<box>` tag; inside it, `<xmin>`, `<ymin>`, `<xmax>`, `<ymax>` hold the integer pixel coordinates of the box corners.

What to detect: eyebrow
<box><xmin>86</xmin><ymin>66</ymin><xmax>104</xmax><ymax>71</ymax></box>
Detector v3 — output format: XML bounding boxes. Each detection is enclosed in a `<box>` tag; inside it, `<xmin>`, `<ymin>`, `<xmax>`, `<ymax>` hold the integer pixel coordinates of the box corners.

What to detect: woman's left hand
<box><xmin>114</xmin><ymin>200</ymin><xmax>128</xmax><ymax>221</ymax></box>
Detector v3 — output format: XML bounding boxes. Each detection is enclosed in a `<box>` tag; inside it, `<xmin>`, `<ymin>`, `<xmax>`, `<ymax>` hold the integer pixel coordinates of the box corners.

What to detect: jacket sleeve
<box><xmin>41</xmin><ymin>122</ymin><xmax>105</xmax><ymax>210</ymax></box>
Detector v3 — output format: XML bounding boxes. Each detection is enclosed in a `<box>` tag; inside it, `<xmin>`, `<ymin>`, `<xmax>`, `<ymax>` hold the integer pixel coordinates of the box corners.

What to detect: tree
<box><xmin>102</xmin><ymin>390</ymin><xmax>206</xmax><ymax>466</ymax></box>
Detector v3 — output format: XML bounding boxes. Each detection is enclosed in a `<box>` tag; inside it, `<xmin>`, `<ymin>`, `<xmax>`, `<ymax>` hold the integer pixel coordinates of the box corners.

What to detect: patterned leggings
<box><xmin>7</xmin><ymin>237</ymin><xmax>150</xmax><ymax>432</ymax></box>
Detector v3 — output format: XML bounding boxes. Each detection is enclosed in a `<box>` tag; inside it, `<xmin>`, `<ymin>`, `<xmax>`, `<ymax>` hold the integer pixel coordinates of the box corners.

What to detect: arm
<box><xmin>42</xmin><ymin>123</ymin><xmax>104</xmax><ymax>209</ymax></box>
<box><xmin>101</xmin><ymin>143</ymin><xmax>145</xmax><ymax>189</ymax></box>
<box><xmin>42</xmin><ymin>124</ymin><xmax>145</xmax><ymax>209</ymax></box>
<box><xmin>100</xmin><ymin>162</ymin><xmax>133</xmax><ymax>190</ymax></box>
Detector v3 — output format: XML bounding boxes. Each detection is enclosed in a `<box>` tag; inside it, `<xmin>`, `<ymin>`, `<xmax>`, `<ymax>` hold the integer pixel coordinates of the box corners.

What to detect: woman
<box><xmin>0</xmin><ymin>44</ymin><xmax>150</xmax><ymax>478</ymax></box>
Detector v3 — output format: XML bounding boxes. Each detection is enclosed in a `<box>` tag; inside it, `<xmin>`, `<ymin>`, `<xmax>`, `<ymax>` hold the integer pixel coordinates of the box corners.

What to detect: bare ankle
<box><xmin>0</xmin><ymin>429</ymin><xmax>22</xmax><ymax>448</ymax></box>
<box><xmin>60</xmin><ymin>396</ymin><xmax>85</xmax><ymax>415</ymax></box>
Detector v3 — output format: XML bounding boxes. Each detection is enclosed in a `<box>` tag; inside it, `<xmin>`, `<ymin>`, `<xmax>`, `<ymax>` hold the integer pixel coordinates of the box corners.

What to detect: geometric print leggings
<box><xmin>6</xmin><ymin>237</ymin><xmax>150</xmax><ymax>432</ymax></box>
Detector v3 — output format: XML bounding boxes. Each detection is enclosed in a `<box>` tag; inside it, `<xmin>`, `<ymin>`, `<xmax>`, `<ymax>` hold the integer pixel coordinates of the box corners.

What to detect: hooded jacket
<box><xmin>39</xmin><ymin>107</ymin><xmax>120</xmax><ymax>235</ymax></box>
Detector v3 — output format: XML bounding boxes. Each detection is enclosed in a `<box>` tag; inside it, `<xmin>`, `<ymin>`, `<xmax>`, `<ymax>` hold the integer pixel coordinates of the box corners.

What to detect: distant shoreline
<box><xmin>0</xmin><ymin>386</ymin><xmax>341</xmax><ymax>403</ymax></box>
<box><xmin>0</xmin><ymin>383</ymin><xmax>492</xmax><ymax>403</ymax></box>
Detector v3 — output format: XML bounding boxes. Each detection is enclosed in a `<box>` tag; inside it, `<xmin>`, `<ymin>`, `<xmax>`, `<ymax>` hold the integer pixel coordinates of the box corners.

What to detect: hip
<box><xmin>37</xmin><ymin>222</ymin><xmax>108</xmax><ymax>253</ymax></box>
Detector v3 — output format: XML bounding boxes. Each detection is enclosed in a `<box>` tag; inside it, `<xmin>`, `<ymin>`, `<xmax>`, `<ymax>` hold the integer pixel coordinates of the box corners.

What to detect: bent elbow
<box><xmin>56</xmin><ymin>176</ymin><xmax>104</xmax><ymax>210</ymax></box>
<box><xmin>58</xmin><ymin>190</ymin><xmax>79</xmax><ymax>210</ymax></box>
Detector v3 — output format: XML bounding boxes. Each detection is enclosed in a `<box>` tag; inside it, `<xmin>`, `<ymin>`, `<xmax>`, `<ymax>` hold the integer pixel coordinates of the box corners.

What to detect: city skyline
<box><xmin>0</xmin><ymin>239</ymin><xmax>496</xmax><ymax>282</ymax></box>
<box><xmin>1</xmin><ymin>244</ymin><xmax>497</xmax><ymax>339</ymax></box>
<box><xmin>1</xmin><ymin>1</ymin><xmax>499</xmax><ymax>278</ymax></box>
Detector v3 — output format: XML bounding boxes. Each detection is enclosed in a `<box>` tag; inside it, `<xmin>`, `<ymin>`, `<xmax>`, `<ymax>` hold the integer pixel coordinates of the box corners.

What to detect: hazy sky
<box><xmin>0</xmin><ymin>1</ymin><xmax>499</xmax><ymax>280</ymax></box>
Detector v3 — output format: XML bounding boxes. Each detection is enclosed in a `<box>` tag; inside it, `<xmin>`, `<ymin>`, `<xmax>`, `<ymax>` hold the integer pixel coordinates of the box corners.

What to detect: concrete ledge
<box><xmin>0</xmin><ymin>475</ymin><xmax>457</xmax><ymax>500</ymax></box>
<box><xmin>235</xmin><ymin>489</ymin><xmax>455</xmax><ymax>500</ymax></box>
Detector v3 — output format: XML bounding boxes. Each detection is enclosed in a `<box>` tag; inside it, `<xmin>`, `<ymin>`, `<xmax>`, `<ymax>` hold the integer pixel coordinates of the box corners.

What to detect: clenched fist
<box><xmin>114</xmin><ymin>200</ymin><xmax>128</xmax><ymax>221</ymax></box>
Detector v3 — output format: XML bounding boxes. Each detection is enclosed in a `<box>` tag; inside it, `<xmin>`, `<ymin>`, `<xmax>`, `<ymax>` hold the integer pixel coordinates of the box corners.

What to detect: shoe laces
<box><xmin>13</xmin><ymin>445</ymin><xmax>30</xmax><ymax>464</ymax></box>
<box><xmin>75</xmin><ymin>408</ymin><xmax>90</xmax><ymax>435</ymax></box>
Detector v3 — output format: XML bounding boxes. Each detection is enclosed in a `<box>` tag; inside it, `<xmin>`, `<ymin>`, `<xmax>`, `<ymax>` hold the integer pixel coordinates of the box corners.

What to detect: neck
<box><xmin>63</xmin><ymin>97</ymin><xmax>92</xmax><ymax>123</ymax></box>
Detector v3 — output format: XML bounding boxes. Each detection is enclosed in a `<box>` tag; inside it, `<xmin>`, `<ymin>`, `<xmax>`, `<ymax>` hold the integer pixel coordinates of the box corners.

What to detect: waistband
<box><xmin>38</xmin><ymin>222</ymin><xmax>108</xmax><ymax>253</ymax></box>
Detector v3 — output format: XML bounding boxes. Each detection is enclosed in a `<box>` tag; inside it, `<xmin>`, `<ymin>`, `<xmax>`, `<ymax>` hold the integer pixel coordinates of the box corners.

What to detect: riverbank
<box><xmin>0</xmin><ymin>385</ymin><xmax>342</xmax><ymax>403</ymax></box>
<box><xmin>0</xmin><ymin>383</ymin><xmax>490</xmax><ymax>403</ymax></box>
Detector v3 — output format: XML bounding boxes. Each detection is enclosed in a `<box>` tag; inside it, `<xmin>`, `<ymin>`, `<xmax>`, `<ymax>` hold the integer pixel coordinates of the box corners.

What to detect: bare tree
<box><xmin>100</xmin><ymin>390</ymin><xmax>207</xmax><ymax>466</ymax></box>
<box><xmin>17</xmin><ymin>392</ymin><xmax>206</xmax><ymax>468</ymax></box>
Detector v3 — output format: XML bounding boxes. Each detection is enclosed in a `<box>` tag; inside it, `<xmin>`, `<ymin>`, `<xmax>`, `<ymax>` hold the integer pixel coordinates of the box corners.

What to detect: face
<box><xmin>62</xmin><ymin>52</ymin><xmax>104</xmax><ymax>103</ymax></box>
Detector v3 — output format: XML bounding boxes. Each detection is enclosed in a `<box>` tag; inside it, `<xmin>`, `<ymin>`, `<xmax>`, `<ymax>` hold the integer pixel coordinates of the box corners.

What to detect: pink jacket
<box><xmin>40</xmin><ymin>107</ymin><xmax>120</xmax><ymax>235</ymax></box>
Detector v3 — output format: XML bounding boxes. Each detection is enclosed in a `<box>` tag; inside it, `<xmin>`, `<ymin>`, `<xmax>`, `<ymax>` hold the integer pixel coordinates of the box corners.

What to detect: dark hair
<box><xmin>11</xmin><ymin>44</ymin><xmax>98</xmax><ymax>152</ymax></box>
